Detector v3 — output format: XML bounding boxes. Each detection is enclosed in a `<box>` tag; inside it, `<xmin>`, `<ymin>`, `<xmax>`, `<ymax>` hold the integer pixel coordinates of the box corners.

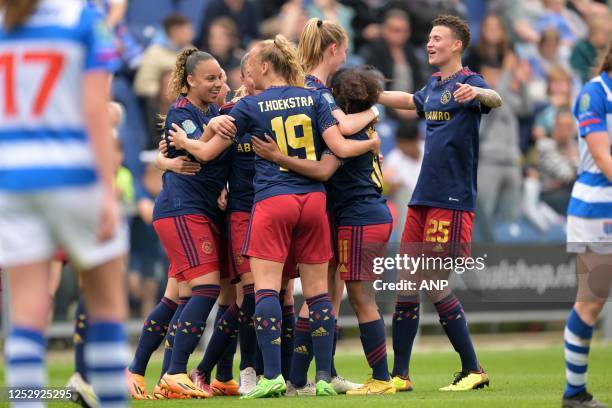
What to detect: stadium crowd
<box><xmin>94</xmin><ymin>0</ymin><xmax>611</xmax><ymax>317</ymax></box>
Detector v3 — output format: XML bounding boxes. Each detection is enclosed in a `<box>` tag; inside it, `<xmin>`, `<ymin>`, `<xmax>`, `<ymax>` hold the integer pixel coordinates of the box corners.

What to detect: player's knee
<box><xmin>575</xmin><ymin>301</ymin><xmax>605</xmax><ymax>322</ymax></box>
<box><xmin>347</xmin><ymin>285</ymin><xmax>374</xmax><ymax>314</ymax></box>
<box><xmin>218</xmin><ymin>280</ymin><xmax>237</xmax><ymax>304</ymax></box>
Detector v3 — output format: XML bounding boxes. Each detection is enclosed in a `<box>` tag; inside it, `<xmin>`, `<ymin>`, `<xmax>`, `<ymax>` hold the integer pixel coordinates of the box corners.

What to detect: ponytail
<box><xmin>297</xmin><ymin>18</ymin><xmax>347</xmax><ymax>72</ymax></box>
<box><xmin>258</xmin><ymin>35</ymin><xmax>305</xmax><ymax>87</ymax></box>
<box><xmin>232</xmin><ymin>85</ymin><xmax>249</xmax><ymax>101</ymax></box>
<box><xmin>167</xmin><ymin>47</ymin><xmax>215</xmax><ymax>100</ymax></box>
<box><xmin>1</xmin><ymin>0</ymin><xmax>39</xmax><ymax>31</ymax></box>
<box><xmin>161</xmin><ymin>47</ymin><xmax>215</xmax><ymax>130</ymax></box>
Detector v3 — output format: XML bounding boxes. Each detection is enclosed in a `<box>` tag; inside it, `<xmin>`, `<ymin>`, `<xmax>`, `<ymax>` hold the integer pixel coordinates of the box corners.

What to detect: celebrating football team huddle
<box><xmin>113</xmin><ymin>12</ymin><xmax>504</xmax><ymax>400</ymax></box>
<box><xmin>4</xmin><ymin>0</ymin><xmax>612</xmax><ymax>405</ymax></box>
<box><xmin>2</xmin><ymin>0</ymin><xmax>544</xmax><ymax>405</ymax></box>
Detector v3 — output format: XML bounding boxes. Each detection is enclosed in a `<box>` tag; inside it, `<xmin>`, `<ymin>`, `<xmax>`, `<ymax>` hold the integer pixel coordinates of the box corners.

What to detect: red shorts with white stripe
<box><xmin>153</xmin><ymin>214</ymin><xmax>220</xmax><ymax>283</ymax></box>
<box><xmin>400</xmin><ymin>205</ymin><xmax>473</xmax><ymax>258</ymax></box>
<box><xmin>336</xmin><ymin>223</ymin><xmax>393</xmax><ymax>281</ymax></box>
<box><xmin>242</xmin><ymin>192</ymin><xmax>332</xmax><ymax>264</ymax></box>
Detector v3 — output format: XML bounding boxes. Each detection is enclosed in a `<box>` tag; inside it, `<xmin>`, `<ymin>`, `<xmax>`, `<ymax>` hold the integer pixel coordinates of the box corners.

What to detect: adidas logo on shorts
<box><xmin>311</xmin><ymin>327</ymin><xmax>329</xmax><ymax>337</ymax></box>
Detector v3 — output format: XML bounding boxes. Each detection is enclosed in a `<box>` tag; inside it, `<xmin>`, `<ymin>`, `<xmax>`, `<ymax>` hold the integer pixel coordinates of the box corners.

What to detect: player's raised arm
<box><xmin>453</xmin><ymin>83</ymin><xmax>502</xmax><ymax>109</ymax></box>
<box><xmin>168</xmin><ymin>123</ymin><xmax>232</xmax><ymax>162</ymax></box>
<box><xmin>322</xmin><ymin>124</ymin><xmax>380</xmax><ymax>158</ymax></box>
<box><xmin>378</xmin><ymin>91</ymin><xmax>416</xmax><ymax>110</ymax></box>
<box><xmin>332</xmin><ymin>107</ymin><xmax>378</xmax><ymax>135</ymax></box>
<box><xmin>252</xmin><ymin>134</ymin><xmax>341</xmax><ymax>181</ymax></box>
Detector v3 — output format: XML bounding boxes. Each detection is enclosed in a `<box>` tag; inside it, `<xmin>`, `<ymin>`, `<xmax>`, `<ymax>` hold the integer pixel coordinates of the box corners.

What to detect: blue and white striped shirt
<box><xmin>568</xmin><ymin>72</ymin><xmax>612</xmax><ymax>219</ymax></box>
<box><xmin>0</xmin><ymin>0</ymin><xmax>118</xmax><ymax>191</ymax></box>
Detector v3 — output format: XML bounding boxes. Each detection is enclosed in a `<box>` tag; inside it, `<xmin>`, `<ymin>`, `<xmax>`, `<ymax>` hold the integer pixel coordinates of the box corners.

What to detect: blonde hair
<box><xmin>297</xmin><ymin>18</ymin><xmax>347</xmax><ymax>72</ymax></box>
<box><xmin>231</xmin><ymin>52</ymin><xmax>250</xmax><ymax>101</ymax></box>
<box><xmin>256</xmin><ymin>35</ymin><xmax>305</xmax><ymax>87</ymax></box>
<box><xmin>232</xmin><ymin>85</ymin><xmax>249</xmax><ymax>101</ymax></box>
<box><xmin>1</xmin><ymin>0</ymin><xmax>39</xmax><ymax>31</ymax></box>
<box><xmin>167</xmin><ymin>47</ymin><xmax>215</xmax><ymax>100</ymax></box>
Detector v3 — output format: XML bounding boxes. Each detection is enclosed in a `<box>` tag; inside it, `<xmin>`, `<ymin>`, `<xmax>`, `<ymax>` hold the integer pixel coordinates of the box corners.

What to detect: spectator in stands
<box><xmin>526</xmin><ymin>27</ymin><xmax>573</xmax><ymax>100</ymax></box>
<box><xmin>380</xmin><ymin>0</ymin><xmax>464</xmax><ymax>49</ymax></box>
<box><xmin>363</xmin><ymin>9</ymin><xmax>424</xmax><ymax>120</ymax></box>
<box><xmin>260</xmin><ymin>0</ymin><xmax>309</xmax><ymax>42</ymax></box>
<box><xmin>197</xmin><ymin>0</ymin><xmax>260</xmax><ymax>49</ymax></box>
<box><xmin>501</xmin><ymin>0</ymin><xmax>545</xmax><ymax>45</ymax></box>
<box><xmin>307</xmin><ymin>0</ymin><xmax>356</xmax><ymax>52</ymax></box>
<box><xmin>532</xmin><ymin>65</ymin><xmax>574</xmax><ymax>139</ymax></box>
<box><xmin>202</xmin><ymin>17</ymin><xmax>244</xmax><ymax>91</ymax></box>
<box><xmin>536</xmin><ymin>108</ymin><xmax>579</xmax><ymax>213</ymax></box>
<box><xmin>570</xmin><ymin>13</ymin><xmax>611</xmax><ymax>83</ymax></box>
<box><xmin>338</xmin><ymin>0</ymin><xmax>382</xmax><ymax>52</ymax></box>
<box><xmin>464</xmin><ymin>14</ymin><xmax>515</xmax><ymax>74</ymax></box>
<box><xmin>534</xmin><ymin>0</ymin><xmax>587</xmax><ymax>47</ymax></box>
<box><xmin>89</xmin><ymin>0</ymin><xmax>143</xmax><ymax>70</ymax></box>
<box><xmin>382</xmin><ymin>120</ymin><xmax>423</xmax><ymax>234</ymax></box>
<box><xmin>134</xmin><ymin>13</ymin><xmax>194</xmax><ymax>149</ymax></box>
<box><xmin>478</xmin><ymin>58</ymin><xmax>533</xmax><ymax>222</ymax></box>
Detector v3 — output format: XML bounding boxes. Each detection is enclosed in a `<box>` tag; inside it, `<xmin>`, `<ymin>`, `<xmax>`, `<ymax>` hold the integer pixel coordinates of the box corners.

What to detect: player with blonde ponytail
<box><xmin>290</xmin><ymin>17</ymin><xmax>381</xmax><ymax>395</ymax></box>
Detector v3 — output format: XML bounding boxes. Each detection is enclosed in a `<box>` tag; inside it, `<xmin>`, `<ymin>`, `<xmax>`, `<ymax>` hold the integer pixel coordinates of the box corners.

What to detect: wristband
<box><xmin>370</xmin><ymin>105</ymin><xmax>380</xmax><ymax>118</ymax></box>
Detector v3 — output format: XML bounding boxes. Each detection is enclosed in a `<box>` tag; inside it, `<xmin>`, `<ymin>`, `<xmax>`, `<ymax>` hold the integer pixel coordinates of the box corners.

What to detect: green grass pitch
<box><xmin>2</xmin><ymin>344</ymin><xmax>611</xmax><ymax>407</ymax></box>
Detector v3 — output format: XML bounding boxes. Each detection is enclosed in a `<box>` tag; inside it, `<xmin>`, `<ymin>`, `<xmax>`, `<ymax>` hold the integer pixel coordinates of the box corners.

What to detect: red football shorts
<box><xmin>228</xmin><ymin>211</ymin><xmax>251</xmax><ymax>278</ymax></box>
<box><xmin>153</xmin><ymin>214</ymin><xmax>220</xmax><ymax>283</ymax></box>
<box><xmin>400</xmin><ymin>205</ymin><xmax>474</xmax><ymax>258</ymax></box>
<box><xmin>219</xmin><ymin>233</ymin><xmax>237</xmax><ymax>283</ymax></box>
<box><xmin>243</xmin><ymin>192</ymin><xmax>332</xmax><ymax>264</ymax></box>
<box><xmin>328</xmin><ymin>213</ymin><xmax>338</xmax><ymax>267</ymax></box>
<box><xmin>337</xmin><ymin>223</ymin><xmax>393</xmax><ymax>281</ymax></box>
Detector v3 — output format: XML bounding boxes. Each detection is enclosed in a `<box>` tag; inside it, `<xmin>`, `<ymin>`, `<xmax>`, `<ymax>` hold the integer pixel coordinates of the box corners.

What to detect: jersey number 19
<box><xmin>271</xmin><ymin>114</ymin><xmax>316</xmax><ymax>171</ymax></box>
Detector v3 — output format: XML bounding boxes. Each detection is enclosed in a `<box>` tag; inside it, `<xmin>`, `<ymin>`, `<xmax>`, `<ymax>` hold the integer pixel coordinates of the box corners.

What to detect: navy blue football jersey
<box><xmin>220</xmin><ymin>101</ymin><xmax>255</xmax><ymax>213</ymax></box>
<box><xmin>229</xmin><ymin>86</ymin><xmax>338</xmax><ymax>202</ymax></box>
<box><xmin>153</xmin><ymin>96</ymin><xmax>229</xmax><ymax>227</ymax></box>
<box><xmin>306</xmin><ymin>74</ymin><xmax>338</xmax><ymax>111</ymax></box>
<box><xmin>306</xmin><ymin>74</ymin><xmax>339</xmax><ymax>211</ymax></box>
<box><xmin>326</xmin><ymin>127</ymin><xmax>392</xmax><ymax>226</ymax></box>
<box><xmin>410</xmin><ymin>68</ymin><xmax>491</xmax><ymax>211</ymax></box>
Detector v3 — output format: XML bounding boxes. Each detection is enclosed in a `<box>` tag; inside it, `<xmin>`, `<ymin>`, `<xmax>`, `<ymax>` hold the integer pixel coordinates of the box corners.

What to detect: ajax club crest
<box><xmin>440</xmin><ymin>89</ymin><xmax>452</xmax><ymax>105</ymax></box>
<box><xmin>201</xmin><ymin>240</ymin><xmax>214</xmax><ymax>255</ymax></box>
